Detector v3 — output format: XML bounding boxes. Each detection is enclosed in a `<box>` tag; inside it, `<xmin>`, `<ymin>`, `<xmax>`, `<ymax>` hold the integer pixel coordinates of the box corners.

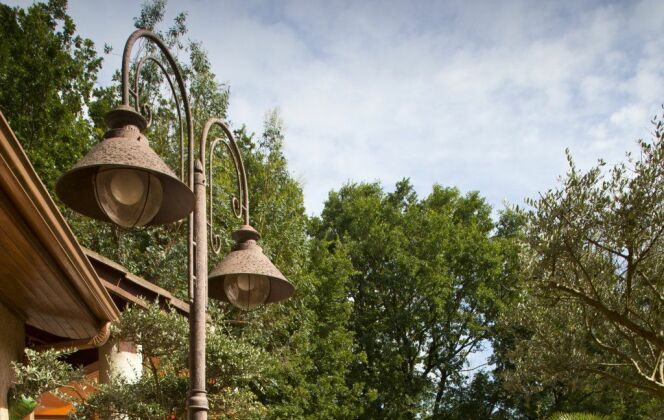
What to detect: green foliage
<box><xmin>255</xmin><ymin>236</ymin><xmax>366</xmax><ymax>419</ymax></box>
<box><xmin>437</xmin><ymin>371</ymin><xmax>514</xmax><ymax>420</ymax></box>
<box><xmin>0</xmin><ymin>0</ymin><xmax>101</xmax><ymax>189</ymax></box>
<box><xmin>497</xmin><ymin>110</ymin><xmax>664</xmax><ymax>418</ymax></box>
<box><xmin>311</xmin><ymin>180</ymin><xmax>520</xmax><ymax>418</ymax></box>
<box><xmin>10</xmin><ymin>348</ymin><xmax>83</xmax><ymax>404</ymax></box>
<box><xmin>72</xmin><ymin>302</ymin><xmax>267</xmax><ymax>419</ymax></box>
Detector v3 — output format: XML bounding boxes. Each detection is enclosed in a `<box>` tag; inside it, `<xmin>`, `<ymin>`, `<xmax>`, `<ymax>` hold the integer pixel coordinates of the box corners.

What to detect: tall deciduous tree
<box><xmin>312</xmin><ymin>180</ymin><xmax>519</xmax><ymax>418</ymax></box>
<box><xmin>228</xmin><ymin>112</ymin><xmax>365</xmax><ymax>419</ymax></box>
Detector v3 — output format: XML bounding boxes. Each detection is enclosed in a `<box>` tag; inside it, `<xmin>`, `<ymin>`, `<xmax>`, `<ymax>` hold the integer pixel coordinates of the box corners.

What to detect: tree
<box><xmin>0</xmin><ymin>0</ymin><xmax>101</xmax><ymax>189</ymax></box>
<box><xmin>311</xmin><ymin>180</ymin><xmax>520</xmax><ymax>418</ymax></box>
<box><xmin>499</xmin><ymin>110</ymin><xmax>664</xmax><ymax>417</ymax></box>
<box><xmin>438</xmin><ymin>371</ymin><xmax>512</xmax><ymax>420</ymax></box>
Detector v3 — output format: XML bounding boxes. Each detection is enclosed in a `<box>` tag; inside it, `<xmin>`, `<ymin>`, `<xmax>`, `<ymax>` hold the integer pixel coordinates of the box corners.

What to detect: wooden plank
<box><xmin>85</xmin><ymin>248</ymin><xmax>190</xmax><ymax>315</ymax></box>
<box><xmin>0</xmin><ymin>188</ymin><xmax>96</xmax><ymax>338</ymax></box>
<box><xmin>101</xmin><ymin>280</ymin><xmax>148</xmax><ymax>309</ymax></box>
<box><xmin>0</xmin><ymin>112</ymin><xmax>119</xmax><ymax>329</ymax></box>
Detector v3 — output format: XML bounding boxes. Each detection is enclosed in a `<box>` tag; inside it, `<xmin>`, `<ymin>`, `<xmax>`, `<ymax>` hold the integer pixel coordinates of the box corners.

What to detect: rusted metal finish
<box><xmin>104</xmin><ymin>104</ymin><xmax>148</xmax><ymax>130</ymax></box>
<box><xmin>208</xmin><ymin>138</ymin><xmax>246</xmax><ymax>253</ymax></box>
<box><xmin>189</xmin><ymin>158</ymin><xmax>209</xmax><ymax>418</ymax></box>
<box><xmin>55</xmin><ymin>108</ymin><xmax>194</xmax><ymax>225</ymax></box>
<box><xmin>208</xmin><ymin>225</ymin><xmax>295</xmax><ymax>304</ymax></box>
<box><xmin>119</xmin><ymin>29</ymin><xmax>196</xmax><ymax>357</ymax></box>
<box><xmin>118</xmin><ymin>30</ymin><xmax>205</xmax><ymax>418</ymax></box>
<box><xmin>78</xmin><ymin>125</ymin><xmax>171</xmax><ymax>174</ymax></box>
<box><xmin>133</xmin><ymin>55</ymin><xmax>186</xmax><ymax>181</ymax></box>
<box><xmin>204</xmin><ymin>117</ymin><xmax>250</xmax><ymax>254</ymax></box>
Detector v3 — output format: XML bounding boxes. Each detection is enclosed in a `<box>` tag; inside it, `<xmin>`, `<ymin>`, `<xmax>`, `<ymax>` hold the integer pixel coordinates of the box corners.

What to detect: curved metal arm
<box><xmin>201</xmin><ymin>118</ymin><xmax>250</xmax><ymax>254</ymax></box>
<box><xmin>133</xmin><ymin>55</ymin><xmax>186</xmax><ymax>180</ymax></box>
<box><xmin>119</xmin><ymin>29</ymin><xmax>253</xmax><ymax>419</ymax></box>
<box><xmin>121</xmin><ymin>29</ymin><xmax>194</xmax><ymax>189</ymax></box>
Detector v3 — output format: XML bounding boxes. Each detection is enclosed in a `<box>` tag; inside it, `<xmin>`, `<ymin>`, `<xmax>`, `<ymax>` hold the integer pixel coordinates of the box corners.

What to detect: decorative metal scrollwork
<box><xmin>204</xmin><ymin>119</ymin><xmax>250</xmax><ymax>254</ymax></box>
<box><xmin>120</xmin><ymin>30</ymin><xmax>196</xmax><ymax>300</ymax></box>
<box><xmin>132</xmin><ymin>54</ymin><xmax>186</xmax><ymax>179</ymax></box>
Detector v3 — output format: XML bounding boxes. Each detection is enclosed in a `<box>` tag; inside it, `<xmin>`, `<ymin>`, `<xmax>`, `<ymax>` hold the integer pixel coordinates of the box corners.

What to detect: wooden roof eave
<box><xmin>83</xmin><ymin>247</ymin><xmax>190</xmax><ymax>316</ymax></box>
<box><xmin>0</xmin><ymin>112</ymin><xmax>120</xmax><ymax>334</ymax></box>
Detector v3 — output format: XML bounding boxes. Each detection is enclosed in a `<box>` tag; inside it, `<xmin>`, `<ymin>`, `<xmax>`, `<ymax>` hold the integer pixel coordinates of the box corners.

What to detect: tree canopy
<box><xmin>311</xmin><ymin>180</ymin><xmax>521</xmax><ymax>418</ymax></box>
<box><xmin>0</xmin><ymin>0</ymin><xmax>100</xmax><ymax>189</ymax></box>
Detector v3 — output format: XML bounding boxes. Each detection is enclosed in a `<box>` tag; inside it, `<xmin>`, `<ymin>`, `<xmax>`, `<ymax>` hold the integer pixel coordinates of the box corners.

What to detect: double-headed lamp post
<box><xmin>55</xmin><ymin>29</ymin><xmax>294</xmax><ymax>420</ymax></box>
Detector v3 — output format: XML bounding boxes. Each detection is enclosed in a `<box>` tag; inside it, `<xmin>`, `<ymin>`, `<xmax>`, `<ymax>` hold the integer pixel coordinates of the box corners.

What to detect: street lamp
<box><xmin>55</xmin><ymin>29</ymin><xmax>295</xmax><ymax>420</ymax></box>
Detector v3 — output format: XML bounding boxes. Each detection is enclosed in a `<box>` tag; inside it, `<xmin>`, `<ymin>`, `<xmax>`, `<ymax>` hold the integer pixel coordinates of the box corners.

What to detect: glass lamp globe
<box><xmin>208</xmin><ymin>225</ymin><xmax>295</xmax><ymax>309</ymax></box>
<box><xmin>95</xmin><ymin>167</ymin><xmax>163</xmax><ymax>228</ymax></box>
<box><xmin>223</xmin><ymin>273</ymin><xmax>271</xmax><ymax>310</ymax></box>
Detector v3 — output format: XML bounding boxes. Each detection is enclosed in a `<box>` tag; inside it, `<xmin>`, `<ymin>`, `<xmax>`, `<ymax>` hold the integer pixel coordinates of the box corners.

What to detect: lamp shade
<box><xmin>209</xmin><ymin>225</ymin><xmax>294</xmax><ymax>309</ymax></box>
<box><xmin>56</xmin><ymin>106</ymin><xmax>194</xmax><ymax>227</ymax></box>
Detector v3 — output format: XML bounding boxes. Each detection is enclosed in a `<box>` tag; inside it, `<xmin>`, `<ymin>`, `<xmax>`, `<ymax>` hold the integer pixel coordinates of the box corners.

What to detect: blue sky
<box><xmin>9</xmin><ymin>0</ymin><xmax>664</xmax><ymax>216</ymax></box>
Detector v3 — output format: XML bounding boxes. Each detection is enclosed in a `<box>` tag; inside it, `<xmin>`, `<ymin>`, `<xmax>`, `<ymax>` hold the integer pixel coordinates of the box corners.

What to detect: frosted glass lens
<box><xmin>110</xmin><ymin>169</ymin><xmax>144</xmax><ymax>205</ymax></box>
<box><xmin>95</xmin><ymin>168</ymin><xmax>163</xmax><ymax>228</ymax></box>
<box><xmin>237</xmin><ymin>274</ymin><xmax>254</xmax><ymax>291</ymax></box>
<box><xmin>223</xmin><ymin>274</ymin><xmax>270</xmax><ymax>310</ymax></box>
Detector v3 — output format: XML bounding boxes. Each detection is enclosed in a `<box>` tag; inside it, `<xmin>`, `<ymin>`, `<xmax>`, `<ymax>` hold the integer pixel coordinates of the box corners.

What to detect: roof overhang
<box><xmin>84</xmin><ymin>247</ymin><xmax>189</xmax><ymax>316</ymax></box>
<box><xmin>0</xmin><ymin>112</ymin><xmax>119</xmax><ymax>340</ymax></box>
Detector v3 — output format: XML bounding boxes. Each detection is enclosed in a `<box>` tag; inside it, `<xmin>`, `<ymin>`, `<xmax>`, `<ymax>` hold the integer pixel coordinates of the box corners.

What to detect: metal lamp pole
<box><xmin>56</xmin><ymin>29</ymin><xmax>294</xmax><ymax>420</ymax></box>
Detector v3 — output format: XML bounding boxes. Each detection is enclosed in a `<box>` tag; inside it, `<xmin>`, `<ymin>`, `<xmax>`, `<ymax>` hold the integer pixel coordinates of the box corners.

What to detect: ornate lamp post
<box><xmin>55</xmin><ymin>29</ymin><xmax>294</xmax><ymax>419</ymax></box>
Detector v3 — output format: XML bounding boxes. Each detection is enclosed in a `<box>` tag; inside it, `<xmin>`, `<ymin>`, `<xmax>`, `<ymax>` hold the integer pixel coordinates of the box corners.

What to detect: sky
<box><xmin>9</xmin><ymin>0</ymin><xmax>664</xmax><ymax>217</ymax></box>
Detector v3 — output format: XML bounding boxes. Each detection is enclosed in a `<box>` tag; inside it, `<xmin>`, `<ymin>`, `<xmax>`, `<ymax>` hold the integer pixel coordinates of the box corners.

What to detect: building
<box><xmin>0</xmin><ymin>112</ymin><xmax>187</xmax><ymax>419</ymax></box>
<box><xmin>33</xmin><ymin>247</ymin><xmax>189</xmax><ymax>419</ymax></box>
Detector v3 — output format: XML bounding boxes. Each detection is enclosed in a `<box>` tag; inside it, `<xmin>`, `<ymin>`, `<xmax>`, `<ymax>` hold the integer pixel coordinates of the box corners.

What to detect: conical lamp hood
<box><xmin>209</xmin><ymin>225</ymin><xmax>295</xmax><ymax>304</ymax></box>
<box><xmin>56</xmin><ymin>106</ymin><xmax>194</xmax><ymax>225</ymax></box>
